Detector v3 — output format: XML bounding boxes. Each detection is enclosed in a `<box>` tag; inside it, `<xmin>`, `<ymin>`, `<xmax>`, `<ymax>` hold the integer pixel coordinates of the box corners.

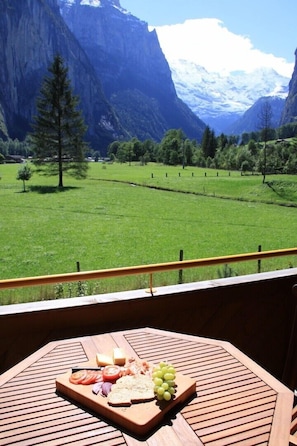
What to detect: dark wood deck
<box><xmin>0</xmin><ymin>328</ymin><xmax>294</xmax><ymax>445</ymax></box>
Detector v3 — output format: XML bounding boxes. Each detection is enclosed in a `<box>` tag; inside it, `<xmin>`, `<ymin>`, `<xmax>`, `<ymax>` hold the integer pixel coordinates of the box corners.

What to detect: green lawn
<box><xmin>1</xmin><ymin>162</ymin><xmax>297</xmax><ymax>304</ymax></box>
<box><xmin>94</xmin><ymin>163</ymin><xmax>297</xmax><ymax>205</ymax></box>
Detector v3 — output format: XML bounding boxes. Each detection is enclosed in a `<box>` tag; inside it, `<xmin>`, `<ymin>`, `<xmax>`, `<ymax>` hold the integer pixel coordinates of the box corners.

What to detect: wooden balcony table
<box><xmin>0</xmin><ymin>327</ymin><xmax>294</xmax><ymax>445</ymax></box>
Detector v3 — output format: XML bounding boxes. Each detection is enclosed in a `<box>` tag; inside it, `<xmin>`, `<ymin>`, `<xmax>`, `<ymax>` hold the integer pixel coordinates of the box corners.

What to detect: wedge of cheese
<box><xmin>113</xmin><ymin>347</ymin><xmax>126</xmax><ymax>366</ymax></box>
<box><xmin>96</xmin><ymin>353</ymin><xmax>114</xmax><ymax>367</ymax></box>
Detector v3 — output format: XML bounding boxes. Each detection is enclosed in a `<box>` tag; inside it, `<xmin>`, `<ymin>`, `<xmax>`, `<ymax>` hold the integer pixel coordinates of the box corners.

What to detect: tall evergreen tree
<box><xmin>202</xmin><ymin>126</ymin><xmax>217</xmax><ymax>158</ymax></box>
<box><xmin>30</xmin><ymin>55</ymin><xmax>88</xmax><ymax>188</ymax></box>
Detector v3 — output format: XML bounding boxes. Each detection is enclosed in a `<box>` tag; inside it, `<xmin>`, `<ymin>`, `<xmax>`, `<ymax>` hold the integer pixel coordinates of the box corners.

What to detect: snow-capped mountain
<box><xmin>168</xmin><ymin>58</ymin><xmax>290</xmax><ymax>134</ymax></box>
<box><xmin>61</xmin><ymin>0</ymin><xmax>136</xmax><ymax>17</ymax></box>
<box><xmin>62</xmin><ymin>0</ymin><xmax>122</xmax><ymax>9</ymax></box>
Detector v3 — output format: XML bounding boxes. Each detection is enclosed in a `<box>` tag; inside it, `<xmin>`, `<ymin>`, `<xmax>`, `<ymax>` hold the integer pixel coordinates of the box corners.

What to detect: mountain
<box><xmin>57</xmin><ymin>0</ymin><xmax>206</xmax><ymax>142</ymax></box>
<box><xmin>0</xmin><ymin>0</ymin><xmax>126</xmax><ymax>148</ymax></box>
<box><xmin>2</xmin><ymin>0</ymin><xmax>292</xmax><ymax>148</ymax></box>
<box><xmin>280</xmin><ymin>49</ymin><xmax>297</xmax><ymax>125</ymax></box>
<box><xmin>166</xmin><ymin>58</ymin><xmax>289</xmax><ymax>134</ymax></box>
<box><xmin>225</xmin><ymin>96</ymin><xmax>285</xmax><ymax>136</ymax></box>
<box><xmin>0</xmin><ymin>0</ymin><xmax>205</xmax><ymax>152</ymax></box>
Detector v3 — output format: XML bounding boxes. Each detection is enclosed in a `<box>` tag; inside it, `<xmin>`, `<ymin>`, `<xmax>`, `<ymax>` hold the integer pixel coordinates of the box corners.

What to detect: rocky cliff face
<box><xmin>280</xmin><ymin>49</ymin><xmax>297</xmax><ymax>125</ymax></box>
<box><xmin>59</xmin><ymin>1</ymin><xmax>175</xmax><ymax>100</ymax></box>
<box><xmin>58</xmin><ymin>0</ymin><xmax>205</xmax><ymax>141</ymax></box>
<box><xmin>0</xmin><ymin>0</ymin><xmax>205</xmax><ymax>149</ymax></box>
<box><xmin>0</xmin><ymin>0</ymin><xmax>127</xmax><ymax>146</ymax></box>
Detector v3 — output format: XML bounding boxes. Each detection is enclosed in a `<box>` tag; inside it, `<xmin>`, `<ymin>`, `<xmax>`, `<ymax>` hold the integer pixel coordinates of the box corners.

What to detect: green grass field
<box><xmin>1</xmin><ymin>162</ymin><xmax>297</xmax><ymax>304</ymax></box>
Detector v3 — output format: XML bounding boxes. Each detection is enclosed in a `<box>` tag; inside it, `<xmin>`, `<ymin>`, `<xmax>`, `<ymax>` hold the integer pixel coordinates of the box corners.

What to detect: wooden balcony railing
<box><xmin>1</xmin><ymin>247</ymin><xmax>297</xmax><ymax>294</ymax></box>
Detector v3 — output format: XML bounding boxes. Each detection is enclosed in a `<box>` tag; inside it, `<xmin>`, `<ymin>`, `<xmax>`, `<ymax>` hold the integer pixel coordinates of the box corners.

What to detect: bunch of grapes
<box><xmin>152</xmin><ymin>361</ymin><xmax>176</xmax><ymax>401</ymax></box>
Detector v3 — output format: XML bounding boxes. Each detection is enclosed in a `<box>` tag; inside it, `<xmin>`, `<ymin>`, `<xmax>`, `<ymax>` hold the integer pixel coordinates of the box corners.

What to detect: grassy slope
<box><xmin>1</xmin><ymin>162</ymin><xmax>297</xmax><ymax>303</ymax></box>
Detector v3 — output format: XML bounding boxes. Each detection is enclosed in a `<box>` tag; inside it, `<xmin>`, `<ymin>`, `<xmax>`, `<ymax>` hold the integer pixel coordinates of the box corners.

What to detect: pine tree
<box><xmin>30</xmin><ymin>55</ymin><xmax>88</xmax><ymax>188</ymax></box>
<box><xmin>202</xmin><ymin>126</ymin><xmax>217</xmax><ymax>158</ymax></box>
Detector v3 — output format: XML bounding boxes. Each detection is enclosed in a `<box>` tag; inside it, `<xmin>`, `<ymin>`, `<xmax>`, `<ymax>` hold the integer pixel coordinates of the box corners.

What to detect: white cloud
<box><xmin>151</xmin><ymin>19</ymin><xmax>294</xmax><ymax>78</ymax></box>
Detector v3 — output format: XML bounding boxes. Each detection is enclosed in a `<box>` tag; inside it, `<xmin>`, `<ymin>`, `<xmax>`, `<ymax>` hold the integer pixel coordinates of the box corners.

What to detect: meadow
<box><xmin>1</xmin><ymin>161</ymin><xmax>297</xmax><ymax>304</ymax></box>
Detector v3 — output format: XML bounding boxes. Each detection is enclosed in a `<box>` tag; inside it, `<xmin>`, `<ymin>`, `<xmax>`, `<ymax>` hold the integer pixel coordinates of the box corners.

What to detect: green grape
<box><xmin>157</xmin><ymin>387</ymin><xmax>165</xmax><ymax>396</ymax></box>
<box><xmin>168</xmin><ymin>386</ymin><xmax>175</xmax><ymax>395</ymax></box>
<box><xmin>161</xmin><ymin>366</ymin><xmax>168</xmax><ymax>375</ymax></box>
<box><xmin>163</xmin><ymin>391</ymin><xmax>171</xmax><ymax>401</ymax></box>
<box><xmin>164</xmin><ymin>372</ymin><xmax>175</xmax><ymax>381</ymax></box>
<box><xmin>153</xmin><ymin>361</ymin><xmax>176</xmax><ymax>402</ymax></box>
<box><xmin>154</xmin><ymin>377</ymin><xmax>163</xmax><ymax>387</ymax></box>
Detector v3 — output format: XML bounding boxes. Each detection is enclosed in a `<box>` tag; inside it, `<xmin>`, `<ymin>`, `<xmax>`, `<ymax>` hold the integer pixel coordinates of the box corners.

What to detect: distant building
<box><xmin>5</xmin><ymin>155</ymin><xmax>24</xmax><ymax>163</ymax></box>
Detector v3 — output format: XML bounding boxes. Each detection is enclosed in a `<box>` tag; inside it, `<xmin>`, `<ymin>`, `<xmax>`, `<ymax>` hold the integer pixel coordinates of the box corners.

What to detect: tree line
<box><xmin>107</xmin><ymin>125</ymin><xmax>297</xmax><ymax>175</ymax></box>
<box><xmin>3</xmin><ymin>123</ymin><xmax>297</xmax><ymax>175</ymax></box>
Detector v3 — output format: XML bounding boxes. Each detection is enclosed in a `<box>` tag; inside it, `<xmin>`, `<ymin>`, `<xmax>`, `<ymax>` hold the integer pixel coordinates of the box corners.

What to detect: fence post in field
<box><xmin>76</xmin><ymin>261</ymin><xmax>80</xmax><ymax>272</ymax></box>
<box><xmin>258</xmin><ymin>245</ymin><xmax>262</xmax><ymax>273</ymax></box>
<box><xmin>178</xmin><ymin>249</ymin><xmax>184</xmax><ymax>284</ymax></box>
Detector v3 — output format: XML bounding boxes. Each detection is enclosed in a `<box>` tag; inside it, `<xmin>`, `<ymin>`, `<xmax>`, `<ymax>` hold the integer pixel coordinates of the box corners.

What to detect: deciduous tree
<box><xmin>258</xmin><ymin>100</ymin><xmax>272</xmax><ymax>183</ymax></box>
<box><xmin>17</xmin><ymin>163</ymin><xmax>32</xmax><ymax>192</ymax></box>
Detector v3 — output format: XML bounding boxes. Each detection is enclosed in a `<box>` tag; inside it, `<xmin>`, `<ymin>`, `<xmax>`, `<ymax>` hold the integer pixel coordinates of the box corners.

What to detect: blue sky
<box><xmin>120</xmin><ymin>0</ymin><xmax>296</xmax><ymax>71</ymax></box>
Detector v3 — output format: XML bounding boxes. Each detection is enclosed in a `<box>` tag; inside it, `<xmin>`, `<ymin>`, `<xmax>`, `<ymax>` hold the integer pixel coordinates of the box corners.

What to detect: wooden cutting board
<box><xmin>56</xmin><ymin>360</ymin><xmax>196</xmax><ymax>436</ymax></box>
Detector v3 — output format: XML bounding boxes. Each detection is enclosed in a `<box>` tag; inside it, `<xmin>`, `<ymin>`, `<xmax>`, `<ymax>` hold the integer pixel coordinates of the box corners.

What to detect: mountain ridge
<box><xmin>1</xmin><ymin>0</ymin><xmax>296</xmax><ymax>147</ymax></box>
<box><xmin>167</xmin><ymin>57</ymin><xmax>290</xmax><ymax>134</ymax></box>
<box><xmin>58</xmin><ymin>0</ymin><xmax>206</xmax><ymax>142</ymax></box>
<box><xmin>0</xmin><ymin>0</ymin><xmax>127</xmax><ymax>147</ymax></box>
<box><xmin>226</xmin><ymin>96</ymin><xmax>285</xmax><ymax>136</ymax></box>
<box><xmin>0</xmin><ymin>0</ymin><xmax>205</xmax><ymax>151</ymax></box>
<box><xmin>281</xmin><ymin>49</ymin><xmax>297</xmax><ymax>125</ymax></box>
